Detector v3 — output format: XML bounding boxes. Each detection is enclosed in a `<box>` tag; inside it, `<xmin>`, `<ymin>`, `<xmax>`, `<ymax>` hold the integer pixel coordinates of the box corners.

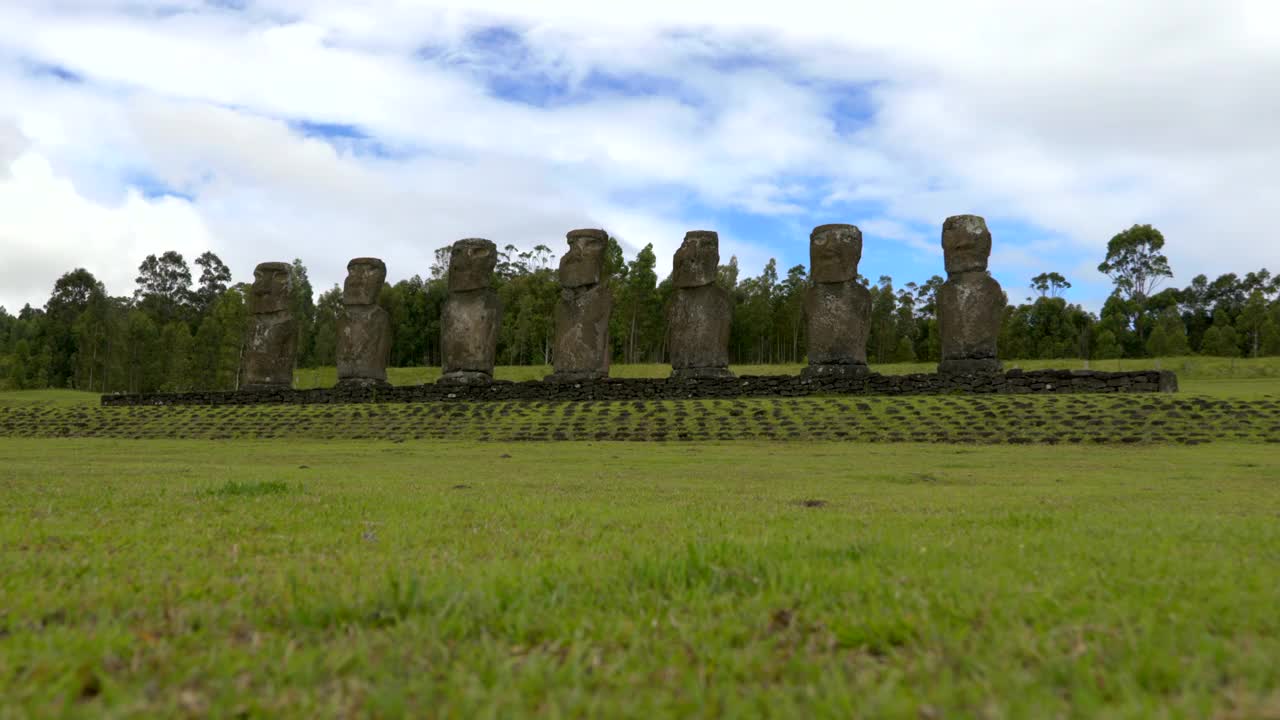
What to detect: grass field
<box><xmin>3</xmin><ymin>361</ymin><xmax>1279</xmax><ymax>716</ymax></box>
<box><xmin>2</xmin><ymin>440</ymin><xmax>1278</xmax><ymax>717</ymax></box>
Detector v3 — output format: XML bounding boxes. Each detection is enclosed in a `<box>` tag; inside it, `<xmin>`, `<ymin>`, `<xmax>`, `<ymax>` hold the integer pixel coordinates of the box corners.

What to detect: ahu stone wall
<box><xmin>101</xmin><ymin>368</ymin><xmax>1177</xmax><ymax>407</ymax></box>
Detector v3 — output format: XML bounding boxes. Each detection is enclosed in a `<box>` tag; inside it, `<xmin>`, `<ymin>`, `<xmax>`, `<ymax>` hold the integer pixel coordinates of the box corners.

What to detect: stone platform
<box><xmin>101</xmin><ymin>369</ymin><xmax>1177</xmax><ymax>407</ymax></box>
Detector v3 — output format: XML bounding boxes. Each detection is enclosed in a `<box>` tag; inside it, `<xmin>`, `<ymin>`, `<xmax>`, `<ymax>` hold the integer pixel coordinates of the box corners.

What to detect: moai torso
<box><xmin>551</xmin><ymin>229</ymin><xmax>613</xmax><ymax>382</ymax></box>
<box><xmin>803</xmin><ymin>224</ymin><xmax>871</xmax><ymax>375</ymax></box>
<box><xmin>937</xmin><ymin>215</ymin><xmax>1004</xmax><ymax>373</ymax></box>
<box><xmin>668</xmin><ymin>283</ymin><xmax>732</xmax><ymax>372</ymax></box>
<box><xmin>440</xmin><ymin>239</ymin><xmax>501</xmax><ymax>384</ymax></box>
<box><xmin>937</xmin><ymin>273</ymin><xmax>1004</xmax><ymax>361</ymax></box>
<box><xmin>337</xmin><ymin>257</ymin><xmax>392</xmax><ymax>385</ymax></box>
<box><xmin>805</xmin><ymin>281</ymin><xmax>872</xmax><ymax>366</ymax></box>
<box><xmin>243</xmin><ymin>262</ymin><xmax>297</xmax><ymax>389</ymax></box>
<box><xmin>667</xmin><ymin>231</ymin><xmax>733</xmax><ymax>378</ymax></box>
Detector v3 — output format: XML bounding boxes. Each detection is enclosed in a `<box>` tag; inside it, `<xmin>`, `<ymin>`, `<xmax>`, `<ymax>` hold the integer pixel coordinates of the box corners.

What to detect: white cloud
<box><xmin>0</xmin><ymin>0</ymin><xmax>1277</xmax><ymax>312</ymax></box>
<box><xmin>0</xmin><ymin>148</ymin><xmax>213</xmax><ymax>311</ymax></box>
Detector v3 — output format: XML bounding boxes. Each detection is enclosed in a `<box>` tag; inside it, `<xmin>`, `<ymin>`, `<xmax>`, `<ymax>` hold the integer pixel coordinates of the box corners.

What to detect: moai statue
<box><xmin>440</xmin><ymin>238</ymin><xmax>501</xmax><ymax>385</ymax></box>
<box><xmin>667</xmin><ymin>230</ymin><xmax>733</xmax><ymax>379</ymax></box>
<box><xmin>337</xmin><ymin>257</ymin><xmax>392</xmax><ymax>387</ymax></box>
<box><xmin>548</xmin><ymin>228</ymin><xmax>613</xmax><ymax>383</ymax></box>
<box><xmin>802</xmin><ymin>224</ymin><xmax>872</xmax><ymax>378</ymax></box>
<box><xmin>937</xmin><ymin>214</ymin><xmax>1005</xmax><ymax>373</ymax></box>
<box><xmin>242</xmin><ymin>262</ymin><xmax>297</xmax><ymax>390</ymax></box>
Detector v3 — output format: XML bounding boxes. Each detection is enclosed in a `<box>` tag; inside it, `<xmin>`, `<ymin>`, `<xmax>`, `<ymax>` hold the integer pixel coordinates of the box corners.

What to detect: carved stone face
<box><xmin>809</xmin><ymin>224</ymin><xmax>862</xmax><ymax>284</ymax></box>
<box><xmin>672</xmin><ymin>230</ymin><xmax>719</xmax><ymax>288</ymax></box>
<box><xmin>559</xmin><ymin>228</ymin><xmax>609</xmax><ymax>288</ymax></box>
<box><xmin>448</xmin><ymin>238</ymin><xmax>498</xmax><ymax>292</ymax></box>
<box><xmin>942</xmin><ymin>214</ymin><xmax>992</xmax><ymax>275</ymax></box>
<box><xmin>344</xmin><ymin>257</ymin><xmax>386</xmax><ymax>306</ymax></box>
<box><xmin>250</xmin><ymin>262</ymin><xmax>291</xmax><ymax>314</ymax></box>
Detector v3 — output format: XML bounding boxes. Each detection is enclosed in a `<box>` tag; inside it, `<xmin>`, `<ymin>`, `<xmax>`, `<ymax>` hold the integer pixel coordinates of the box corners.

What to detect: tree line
<box><xmin>2</xmin><ymin>224</ymin><xmax>1279</xmax><ymax>392</ymax></box>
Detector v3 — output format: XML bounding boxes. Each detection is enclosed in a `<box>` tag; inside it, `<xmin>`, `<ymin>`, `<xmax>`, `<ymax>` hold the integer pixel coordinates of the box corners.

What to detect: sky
<box><xmin>1</xmin><ymin>0</ymin><xmax>1278</xmax><ymax>314</ymax></box>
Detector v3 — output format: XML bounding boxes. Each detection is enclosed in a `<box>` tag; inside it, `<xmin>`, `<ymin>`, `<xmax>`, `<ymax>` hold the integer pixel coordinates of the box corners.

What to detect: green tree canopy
<box><xmin>1098</xmin><ymin>224</ymin><xmax>1173</xmax><ymax>302</ymax></box>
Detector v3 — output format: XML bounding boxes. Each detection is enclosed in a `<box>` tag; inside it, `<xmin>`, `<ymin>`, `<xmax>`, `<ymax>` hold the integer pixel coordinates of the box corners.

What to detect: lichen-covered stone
<box><xmin>337</xmin><ymin>257</ymin><xmax>391</xmax><ymax>386</ymax></box>
<box><xmin>804</xmin><ymin>224</ymin><xmax>870</xmax><ymax>377</ymax></box>
<box><xmin>441</xmin><ymin>239</ymin><xmax>501</xmax><ymax>384</ymax></box>
<box><xmin>942</xmin><ymin>214</ymin><xmax>993</xmax><ymax>276</ymax></box>
<box><xmin>441</xmin><ymin>291</ymin><xmax>501</xmax><ymax>382</ymax></box>
<box><xmin>243</xmin><ymin>262</ymin><xmax>297</xmax><ymax>389</ymax></box>
<box><xmin>448</xmin><ymin>238</ymin><xmax>498</xmax><ymax>293</ymax></box>
<box><xmin>672</xmin><ymin>230</ymin><xmax>720</xmax><ymax>289</ymax></box>
<box><xmin>558</xmin><ymin>228</ymin><xmax>609</xmax><ymax>289</ymax></box>
<box><xmin>809</xmin><ymin>224</ymin><xmax>862</xmax><ymax>284</ymax></box>
<box><xmin>937</xmin><ymin>215</ymin><xmax>1004</xmax><ymax>374</ymax></box>
<box><xmin>668</xmin><ymin>231</ymin><xmax>732</xmax><ymax>378</ymax></box>
<box><xmin>550</xmin><ymin>284</ymin><xmax>613</xmax><ymax>382</ymax></box>
<box><xmin>668</xmin><ymin>283</ymin><xmax>733</xmax><ymax>379</ymax></box>
<box><xmin>550</xmin><ymin>229</ymin><xmax>612</xmax><ymax>383</ymax></box>
<box><xmin>803</xmin><ymin>280</ymin><xmax>871</xmax><ymax>370</ymax></box>
<box><xmin>248</xmin><ymin>261</ymin><xmax>291</xmax><ymax>315</ymax></box>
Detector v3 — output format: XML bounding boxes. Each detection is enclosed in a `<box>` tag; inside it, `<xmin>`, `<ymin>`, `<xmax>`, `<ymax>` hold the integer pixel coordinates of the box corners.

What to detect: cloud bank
<box><xmin>1</xmin><ymin>0</ymin><xmax>1277</xmax><ymax>312</ymax></box>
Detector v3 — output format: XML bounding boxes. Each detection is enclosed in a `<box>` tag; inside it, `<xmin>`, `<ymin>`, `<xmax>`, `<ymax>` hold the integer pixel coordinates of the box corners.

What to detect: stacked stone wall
<box><xmin>102</xmin><ymin>369</ymin><xmax>1177</xmax><ymax>407</ymax></box>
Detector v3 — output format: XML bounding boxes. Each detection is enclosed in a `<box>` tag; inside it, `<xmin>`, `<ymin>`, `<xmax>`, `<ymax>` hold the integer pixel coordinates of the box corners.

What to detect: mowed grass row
<box><xmin>2</xmin><ymin>393</ymin><xmax>1279</xmax><ymax>444</ymax></box>
<box><xmin>1</xmin><ymin>440</ymin><xmax>1278</xmax><ymax>717</ymax></box>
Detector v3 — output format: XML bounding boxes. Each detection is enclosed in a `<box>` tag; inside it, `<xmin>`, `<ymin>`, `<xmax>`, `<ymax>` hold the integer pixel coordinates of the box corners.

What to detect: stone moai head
<box><xmin>250</xmin><ymin>262</ymin><xmax>291</xmax><ymax>314</ymax></box>
<box><xmin>448</xmin><ymin>238</ymin><xmax>498</xmax><ymax>292</ymax></box>
<box><xmin>942</xmin><ymin>215</ymin><xmax>992</xmax><ymax>275</ymax></box>
<box><xmin>343</xmin><ymin>257</ymin><xmax>386</xmax><ymax>306</ymax></box>
<box><xmin>809</xmin><ymin>224</ymin><xmax>862</xmax><ymax>284</ymax></box>
<box><xmin>559</xmin><ymin>228</ymin><xmax>609</xmax><ymax>288</ymax></box>
<box><xmin>672</xmin><ymin>230</ymin><xmax>720</xmax><ymax>288</ymax></box>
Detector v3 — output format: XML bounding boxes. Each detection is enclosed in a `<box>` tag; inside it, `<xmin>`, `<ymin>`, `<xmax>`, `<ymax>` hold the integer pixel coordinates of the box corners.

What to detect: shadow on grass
<box><xmin>208</xmin><ymin>480</ymin><xmax>293</xmax><ymax>497</ymax></box>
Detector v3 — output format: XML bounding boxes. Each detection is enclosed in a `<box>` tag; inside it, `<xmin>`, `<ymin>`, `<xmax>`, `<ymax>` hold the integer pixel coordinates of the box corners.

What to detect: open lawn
<box><xmin>2</xmin><ymin>361</ymin><xmax>1278</xmax><ymax>716</ymax></box>
<box><xmin>2</xmin><ymin>440</ymin><xmax>1279</xmax><ymax>717</ymax></box>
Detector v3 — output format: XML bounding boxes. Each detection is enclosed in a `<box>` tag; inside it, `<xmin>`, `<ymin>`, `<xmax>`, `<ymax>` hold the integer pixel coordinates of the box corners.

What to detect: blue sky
<box><xmin>2</xmin><ymin>0</ymin><xmax>1278</xmax><ymax>313</ymax></box>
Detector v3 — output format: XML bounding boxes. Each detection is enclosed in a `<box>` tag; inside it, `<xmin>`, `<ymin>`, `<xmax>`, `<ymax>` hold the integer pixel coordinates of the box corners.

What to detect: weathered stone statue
<box><xmin>337</xmin><ymin>257</ymin><xmax>392</xmax><ymax>387</ymax></box>
<box><xmin>440</xmin><ymin>238</ymin><xmax>501</xmax><ymax>385</ymax></box>
<box><xmin>802</xmin><ymin>224</ymin><xmax>871</xmax><ymax>378</ymax></box>
<box><xmin>667</xmin><ymin>230</ymin><xmax>733</xmax><ymax>379</ymax></box>
<box><xmin>548</xmin><ymin>228</ymin><xmax>612</xmax><ymax>383</ymax></box>
<box><xmin>937</xmin><ymin>214</ymin><xmax>1005</xmax><ymax>373</ymax></box>
<box><xmin>242</xmin><ymin>262</ymin><xmax>297</xmax><ymax>390</ymax></box>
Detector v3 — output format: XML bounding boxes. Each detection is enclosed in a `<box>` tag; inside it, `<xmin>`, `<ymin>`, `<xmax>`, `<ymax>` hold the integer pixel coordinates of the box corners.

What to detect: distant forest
<box><xmin>2</xmin><ymin>224</ymin><xmax>1279</xmax><ymax>393</ymax></box>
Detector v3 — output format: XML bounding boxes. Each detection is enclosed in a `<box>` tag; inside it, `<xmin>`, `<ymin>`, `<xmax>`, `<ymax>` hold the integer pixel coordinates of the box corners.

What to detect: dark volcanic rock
<box><xmin>809</xmin><ymin>223</ymin><xmax>862</xmax><ymax>284</ymax></box>
<box><xmin>441</xmin><ymin>289</ymin><xmax>501</xmax><ymax>383</ymax></box>
<box><xmin>242</xmin><ymin>262</ymin><xmax>297</xmax><ymax>389</ymax></box>
<box><xmin>805</xmin><ymin>224</ymin><xmax>871</xmax><ymax>375</ymax></box>
<box><xmin>672</xmin><ymin>230</ymin><xmax>720</xmax><ymax>289</ymax></box>
<box><xmin>551</xmin><ymin>283</ymin><xmax>612</xmax><ymax>382</ymax></box>
<box><xmin>938</xmin><ymin>215</ymin><xmax>1004</xmax><ymax>374</ymax></box>
<box><xmin>550</xmin><ymin>229</ymin><xmax>612</xmax><ymax>382</ymax></box>
<box><xmin>109</xmin><ymin>368</ymin><xmax>1178</xmax><ymax>407</ymax></box>
<box><xmin>442</xmin><ymin>239</ymin><xmax>501</xmax><ymax>384</ymax></box>
<box><xmin>447</xmin><ymin>238</ymin><xmax>497</xmax><ymax>293</ymax></box>
<box><xmin>558</xmin><ymin>228</ymin><xmax>608</xmax><ymax>289</ymax></box>
<box><xmin>337</xmin><ymin>257</ymin><xmax>391</xmax><ymax>386</ymax></box>
<box><xmin>668</xmin><ymin>234</ymin><xmax>733</xmax><ymax>378</ymax></box>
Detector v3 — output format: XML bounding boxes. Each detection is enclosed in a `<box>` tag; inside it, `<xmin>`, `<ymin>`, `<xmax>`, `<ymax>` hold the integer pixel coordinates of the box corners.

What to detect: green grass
<box><xmin>3</xmin><ymin>393</ymin><xmax>1279</xmax><ymax>444</ymax></box>
<box><xmin>0</xmin><ymin>389</ymin><xmax>107</xmax><ymax>408</ymax></box>
<box><xmin>2</xmin><ymin>439</ymin><xmax>1278</xmax><ymax>717</ymax></box>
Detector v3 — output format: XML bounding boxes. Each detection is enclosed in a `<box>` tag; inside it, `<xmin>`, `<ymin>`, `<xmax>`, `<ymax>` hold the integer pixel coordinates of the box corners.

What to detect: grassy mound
<box><xmin>2</xmin><ymin>394</ymin><xmax>1278</xmax><ymax>444</ymax></box>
